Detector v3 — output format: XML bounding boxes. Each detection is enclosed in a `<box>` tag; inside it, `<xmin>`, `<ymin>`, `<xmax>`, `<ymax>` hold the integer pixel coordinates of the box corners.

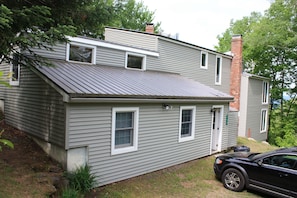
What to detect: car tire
<box><xmin>222</xmin><ymin>168</ymin><xmax>245</xmax><ymax>192</ymax></box>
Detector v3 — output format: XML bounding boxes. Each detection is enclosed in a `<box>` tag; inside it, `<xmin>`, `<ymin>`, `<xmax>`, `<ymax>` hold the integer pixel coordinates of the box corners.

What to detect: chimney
<box><xmin>145</xmin><ymin>23</ymin><xmax>154</xmax><ymax>33</ymax></box>
<box><xmin>230</xmin><ymin>35</ymin><xmax>243</xmax><ymax>111</ymax></box>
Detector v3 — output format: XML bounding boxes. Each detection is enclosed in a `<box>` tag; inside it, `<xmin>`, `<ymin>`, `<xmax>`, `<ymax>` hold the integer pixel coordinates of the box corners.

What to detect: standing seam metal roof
<box><xmin>36</xmin><ymin>60</ymin><xmax>233</xmax><ymax>100</ymax></box>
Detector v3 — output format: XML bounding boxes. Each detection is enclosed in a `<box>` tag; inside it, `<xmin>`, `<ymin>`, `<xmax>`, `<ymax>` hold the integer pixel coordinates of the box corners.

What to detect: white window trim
<box><xmin>67</xmin><ymin>36</ymin><xmax>159</xmax><ymax>57</ymax></box>
<box><xmin>66</xmin><ymin>42</ymin><xmax>96</xmax><ymax>64</ymax></box>
<box><xmin>179</xmin><ymin>106</ymin><xmax>196</xmax><ymax>142</ymax></box>
<box><xmin>200</xmin><ymin>51</ymin><xmax>208</xmax><ymax>69</ymax></box>
<box><xmin>262</xmin><ymin>81</ymin><xmax>269</xmax><ymax>104</ymax></box>
<box><xmin>260</xmin><ymin>108</ymin><xmax>268</xmax><ymax>133</ymax></box>
<box><xmin>215</xmin><ymin>56</ymin><xmax>222</xmax><ymax>85</ymax></box>
<box><xmin>111</xmin><ymin>107</ymin><xmax>139</xmax><ymax>155</ymax></box>
<box><xmin>9</xmin><ymin>53</ymin><xmax>20</xmax><ymax>86</ymax></box>
<box><xmin>125</xmin><ymin>52</ymin><xmax>146</xmax><ymax>71</ymax></box>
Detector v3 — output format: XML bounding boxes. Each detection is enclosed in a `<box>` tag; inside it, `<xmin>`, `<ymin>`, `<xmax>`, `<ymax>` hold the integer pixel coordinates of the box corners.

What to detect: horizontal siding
<box><xmin>246</xmin><ymin>78</ymin><xmax>268</xmax><ymax>141</ymax></box>
<box><xmin>67</xmin><ymin>102</ymin><xmax>229</xmax><ymax>186</ymax></box>
<box><xmin>96</xmin><ymin>47</ymin><xmax>125</xmax><ymax>67</ymax></box>
<box><xmin>29</xmin><ymin>43</ymin><xmax>66</xmax><ymax>60</ymax></box>
<box><xmin>0</xmin><ymin>62</ymin><xmax>11</xmax><ymax>99</ymax></box>
<box><xmin>3</xmin><ymin>65</ymin><xmax>66</xmax><ymax>147</ymax></box>
<box><xmin>228</xmin><ymin>111</ymin><xmax>238</xmax><ymax>147</ymax></box>
<box><xmin>221</xmin><ymin>105</ymin><xmax>232</xmax><ymax>150</ymax></box>
<box><xmin>150</xmin><ymin>40</ymin><xmax>231</xmax><ymax>93</ymax></box>
<box><xmin>105</xmin><ymin>28</ymin><xmax>158</xmax><ymax>51</ymax></box>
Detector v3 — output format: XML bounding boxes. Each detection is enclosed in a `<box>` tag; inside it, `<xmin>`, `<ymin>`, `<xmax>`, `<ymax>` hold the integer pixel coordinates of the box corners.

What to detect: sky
<box><xmin>140</xmin><ymin>0</ymin><xmax>271</xmax><ymax>50</ymax></box>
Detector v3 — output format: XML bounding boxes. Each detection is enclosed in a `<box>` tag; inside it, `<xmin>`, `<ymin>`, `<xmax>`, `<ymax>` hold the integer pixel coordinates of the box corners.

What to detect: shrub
<box><xmin>61</xmin><ymin>187</ymin><xmax>80</xmax><ymax>198</ymax></box>
<box><xmin>65</xmin><ymin>164</ymin><xmax>97</xmax><ymax>194</ymax></box>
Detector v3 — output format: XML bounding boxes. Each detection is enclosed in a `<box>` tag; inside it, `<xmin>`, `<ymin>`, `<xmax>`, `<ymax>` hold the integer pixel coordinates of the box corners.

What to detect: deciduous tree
<box><xmin>216</xmin><ymin>0</ymin><xmax>297</xmax><ymax>146</ymax></box>
<box><xmin>0</xmin><ymin>0</ymin><xmax>161</xmax><ymax>67</ymax></box>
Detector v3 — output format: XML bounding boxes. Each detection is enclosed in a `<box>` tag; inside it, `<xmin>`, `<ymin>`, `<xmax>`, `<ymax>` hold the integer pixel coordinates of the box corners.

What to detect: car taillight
<box><xmin>215</xmin><ymin>158</ymin><xmax>223</xmax><ymax>165</ymax></box>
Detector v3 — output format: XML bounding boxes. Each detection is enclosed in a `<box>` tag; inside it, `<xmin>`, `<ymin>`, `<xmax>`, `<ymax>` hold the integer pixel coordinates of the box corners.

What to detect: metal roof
<box><xmin>36</xmin><ymin>60</ymin><xmax>233</xmax><ymax>102</ymax></box>
<box><xmin>105</xmin><ymin>27</ymin><xmax>233</xmax><ymax>59</ymax></box>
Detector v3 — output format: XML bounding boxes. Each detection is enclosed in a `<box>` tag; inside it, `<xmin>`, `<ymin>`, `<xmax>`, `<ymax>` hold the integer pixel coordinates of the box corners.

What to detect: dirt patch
<box><xmin>0</xmin><ymin>120</ymin><xmax>65</xmax><ymax>197</ymax></box>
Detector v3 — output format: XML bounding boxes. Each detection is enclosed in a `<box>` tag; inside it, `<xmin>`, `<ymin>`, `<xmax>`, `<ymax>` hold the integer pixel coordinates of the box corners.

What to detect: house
<box><xmin>229</xmin><ymin>35</ymin><xmax>270</xmax><ymax>141</ymax></box>
<box><xmin>238</xmin><ymin>73</ymin><xmax>270</xmax><ymax>141</ymax></box>
<box><xmin>0</xmin><ymin>24</ymin><xmax>267</xmax><ymax>186</ymax></box>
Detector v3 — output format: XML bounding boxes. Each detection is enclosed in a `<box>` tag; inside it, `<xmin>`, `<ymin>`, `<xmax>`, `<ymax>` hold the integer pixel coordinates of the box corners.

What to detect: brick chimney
<box><xmin>230</xmin><ymin>35</ymin><xmax>243</xmax><ymax>111</ymax></box>
<box><xmin>145</xmin><ymin>23</ymin><xmax>154</xmax><ymax>33</ymax></box>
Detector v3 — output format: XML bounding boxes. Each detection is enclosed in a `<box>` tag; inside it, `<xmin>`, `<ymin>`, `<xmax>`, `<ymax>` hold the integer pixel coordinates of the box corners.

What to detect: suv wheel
<box><xmin>222</xmin><ymin>168</ymin><xmax>245</xmax><ymax>192</ymax></box>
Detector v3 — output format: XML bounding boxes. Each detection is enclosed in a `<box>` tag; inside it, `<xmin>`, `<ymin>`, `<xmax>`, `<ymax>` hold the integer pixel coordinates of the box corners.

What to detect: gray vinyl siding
<box><xmin>96</xmin><ymin>46</ymin><xmax>125</xmax><ymax>67</ymax></box>
<box><xmin>148</xmin><ymin>39</ymin><xmax>231</xmax><ymax>93</ymax></box>
<box><xmin>246</xmin><ymin>78</ymin><xmax>268</xmax><ymax>141</ymax></box>
<box><xmin>29</xmin><ymin>42</ymin><xmax>127</xmax><ymax>67</ymax></box>
<box><xmin>105</xmin><ymin>28</ymin><xmax>158</xmax><ymax>51</ymax></box>
<box><xmin>221</xmin><ymin>105</ymin><xmax>234</xmax><ymax>150</ymax></box>
<box><xmin>2</xmin><ymin>64</ymin><xmax>66</xmax><ymax>147</ymax></box>
<box><xmin>0</xmin><ymin>62</ymin><xmax>11</xmax><ymax>99</ymax></box>
<box><xmin>228</xmin><ymin>111</ymin><xmax>238</xmax><ymax>147</ymax></box>
<box><xmin>67</xmin><ymin>102</ymin><xmax>229</xmax><ymax>186</ymax></box>
<box><xmin>30</xmin><ymin>43</ymin><xmax>66</xmax><ymax>60</ymax></box>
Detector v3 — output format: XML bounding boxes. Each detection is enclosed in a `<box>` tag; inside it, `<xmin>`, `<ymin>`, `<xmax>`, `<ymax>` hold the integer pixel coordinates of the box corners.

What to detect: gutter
<box><xmin>68</xmin><ymin>97</ymin><xmax>234</xmax><ymax>104</ymax></box>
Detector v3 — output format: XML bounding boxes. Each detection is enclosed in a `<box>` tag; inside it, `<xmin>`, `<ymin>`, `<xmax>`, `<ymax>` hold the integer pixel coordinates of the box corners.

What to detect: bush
<box><xmin>61</xmin><ymin>187</ymin><xmax>80</xmax><ymax>198</ymax></box>
<box><xmin>65</xmin><ymin>164</ymin><xmax>97</xmax><ymax>194</ymax></box>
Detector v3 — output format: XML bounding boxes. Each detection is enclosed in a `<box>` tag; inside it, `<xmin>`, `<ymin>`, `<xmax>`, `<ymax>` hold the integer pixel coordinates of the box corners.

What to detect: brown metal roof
<box><xmin>36</xmin><ymin>60</ymin><xmax>233</xmax><ymax>101</ymax></box>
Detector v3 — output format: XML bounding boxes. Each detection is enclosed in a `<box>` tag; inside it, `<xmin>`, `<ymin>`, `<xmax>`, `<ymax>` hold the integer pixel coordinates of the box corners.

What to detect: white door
<box><xmin>211</xmin><ymin>108</ymin><xmax>222</xmax><ymax>151</ymax></box>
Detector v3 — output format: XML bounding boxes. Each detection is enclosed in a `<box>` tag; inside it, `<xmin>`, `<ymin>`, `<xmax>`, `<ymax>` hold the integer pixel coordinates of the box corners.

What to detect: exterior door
<box><xmin>211</xmin><ymin>107</ymin><xmax>222</xmax><ymax>152</ymax></box>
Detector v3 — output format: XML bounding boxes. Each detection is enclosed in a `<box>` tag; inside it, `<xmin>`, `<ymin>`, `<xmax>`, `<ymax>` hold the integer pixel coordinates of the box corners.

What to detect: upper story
<box><xmin>18</xmin><ymin>25</ymin><xmax>233</xmax><ymax>95</ymax></box>
<box><xmin>104</xmin><ymin>26</ymin><xmax>233</xmax><ymax>94</ymax></box>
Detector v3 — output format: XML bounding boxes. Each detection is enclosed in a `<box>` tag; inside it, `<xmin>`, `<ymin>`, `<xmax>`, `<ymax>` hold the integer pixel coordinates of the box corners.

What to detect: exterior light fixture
<box><xmin>162</xmin><ymin>104</ymin><xmax>172</xmax><ymax>110</ymax></box>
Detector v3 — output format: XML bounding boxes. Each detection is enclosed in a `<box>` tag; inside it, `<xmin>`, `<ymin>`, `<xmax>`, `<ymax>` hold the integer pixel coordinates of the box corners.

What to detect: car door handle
<box><xmin>279</xmin><ymin>173</ymin><xmax>288</xmax><ymax>177</ymax></box>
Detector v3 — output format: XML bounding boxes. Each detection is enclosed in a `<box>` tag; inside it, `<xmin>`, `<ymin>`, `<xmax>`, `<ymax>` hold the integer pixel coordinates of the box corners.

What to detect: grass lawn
<box><xmin>0</xmin><ymin>125</ymin><xmax>278</xmax><ymax>198</ymax></box>
<box><xmin>90</xmin><ymin>137</ymin><xmax>279</xmax><ymax>198</ymax></box>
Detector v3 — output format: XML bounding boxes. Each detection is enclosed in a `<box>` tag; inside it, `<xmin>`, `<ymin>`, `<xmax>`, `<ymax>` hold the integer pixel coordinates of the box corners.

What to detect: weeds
<box><xmin>64</xmin><ymin>164</ymin><xmax>97</xmax><ymax>195</ymax></box>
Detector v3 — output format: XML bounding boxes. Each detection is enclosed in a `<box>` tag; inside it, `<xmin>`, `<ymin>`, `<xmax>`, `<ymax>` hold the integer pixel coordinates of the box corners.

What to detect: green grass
<box><xmin>95</xmin><ymin>137</ymin><xmax>278</xmax><ymax>198</ymax></box>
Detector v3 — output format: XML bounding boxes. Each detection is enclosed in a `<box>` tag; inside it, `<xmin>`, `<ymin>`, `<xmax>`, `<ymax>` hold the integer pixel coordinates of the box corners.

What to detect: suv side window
<box><xmin>263</xmin><ymin>155</ymin><xmax>297</xmax><ymax>170</ymax></box>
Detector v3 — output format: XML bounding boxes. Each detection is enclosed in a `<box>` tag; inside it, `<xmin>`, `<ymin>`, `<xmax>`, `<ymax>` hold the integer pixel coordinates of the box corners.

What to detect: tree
<box><xmin>111</xmin><ymin>0</ymin><xmax>161</xmax><ymax>33</ymax></box>
<box><xmin>0</xmin><ymin>1</ymin><xmax>78</xmax><ymax>67</ymax></box>
<box><xmin>215</xmin><ymin>12</ymin><xmax>263</xmax><ymax>53</ymax></box>
<box><xmin>216</xmin><ymin>0</ymin><xmax>297</xmax><ymax>146</ymax></box>
<box><xmin>0</xmin><ymin>0</ymin><xmax>161</xmax><ymax>68</ymax></box>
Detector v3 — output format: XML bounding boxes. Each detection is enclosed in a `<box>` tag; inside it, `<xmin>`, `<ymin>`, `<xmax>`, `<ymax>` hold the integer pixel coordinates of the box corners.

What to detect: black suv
<box><xmin>214</xmin><ymin>147</ymin><xmax>297</xmax><ymax>198</ymax></box>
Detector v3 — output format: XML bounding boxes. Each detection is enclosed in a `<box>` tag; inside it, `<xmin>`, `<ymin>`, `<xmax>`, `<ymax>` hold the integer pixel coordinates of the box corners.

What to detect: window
<box><xmin>111</xmin><ymin>107</ymin><xmax>139</xmax><ymax>155</ymax></box>
<box><xmin>260</xmin><ymin>109</ymin><xmax>268</xmax><ymax>132</ymax></box>
<box><xmin>179</xmin><ymin>106</ymin><xmax>196</xmax><ymax>142</ymax></box>
<box><xmin>67</xmin><ymin>43</ymin><xmax>96</xmax><ymax>64</ymax></box>
<box><xmin>262</xmin><ymin>81</ymin><xmax>269</xmax><ymax>104</ymax></box>
<box><xmin>125</xmin><ymin>52</ymin><xmax>146</xmax><ymax>70</ymax></box>
<box><xmin>215</xmin><ymin>56</ymin><xmax>222</xmax><ymax>85</ymax></box>
<box><xmin>262</xmin><ymin>155</ymin><xmax>297</xmax><ymax>170</ymax></box>
<box><xmin>200</xmin><ymin>51</ymin><xmax>208</xmax><ymax>69</ymax></box>
<box><xmin>9</xmin><ymin>53</ymin><xmax>20</xmax><ymax>86</ymax></box>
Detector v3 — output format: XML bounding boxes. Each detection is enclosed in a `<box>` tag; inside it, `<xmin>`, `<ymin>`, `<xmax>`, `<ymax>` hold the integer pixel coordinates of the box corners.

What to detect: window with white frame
<box><xmin>262</xmin><ymin>81</ymin><xmax>269</xmax><ymax>104</ymax></box>
<box><xmin>67</xmin><ymin>43</ymin><xmax>96</xmax><ymax>64</ymax></box>
<box><xmin>125</xmin><ymin>52</ymin><xmax>146</xmax><ymax>70</ymax></box>
<box><xmin>111</xmin><ymin>107</ymin><xmax>139</xmax><ymax>155</ymax></box>
<box><xmin>260</xmin><ymin>109</ymin><xmax>268</xmax><ymax>132</ymax></box>
<box><xmin>200</xmin><ymin>51</ymin><xmax>208</xmax><ymax>69</ymax></box>
<box><xmin>215</xmin><ymin>56</ymin><xmax>222</xmax><ymax>85</ymax></box>
<box><xmin>9</xmin><ymin>53</ymin><xmax>20</xmax><ymax>86</ymax></box>
<box><xmin>179</xmin><ymin>106</ymin><xmax>196</xmax><ymax>142</ymax></box>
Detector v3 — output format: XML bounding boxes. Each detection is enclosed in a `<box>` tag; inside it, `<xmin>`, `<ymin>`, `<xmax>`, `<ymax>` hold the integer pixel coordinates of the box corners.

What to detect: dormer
<box><xmin>65</xmin><ymin>36</ymin><xmax>158</xmax><ymax>70</ymax></box>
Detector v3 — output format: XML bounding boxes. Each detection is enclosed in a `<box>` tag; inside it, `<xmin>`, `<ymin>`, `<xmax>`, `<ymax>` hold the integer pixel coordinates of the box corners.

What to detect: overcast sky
<box><xmin>140</xmin><ymin>0</ymin><xmax>271</xmax><ymax>50</ymax></box>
